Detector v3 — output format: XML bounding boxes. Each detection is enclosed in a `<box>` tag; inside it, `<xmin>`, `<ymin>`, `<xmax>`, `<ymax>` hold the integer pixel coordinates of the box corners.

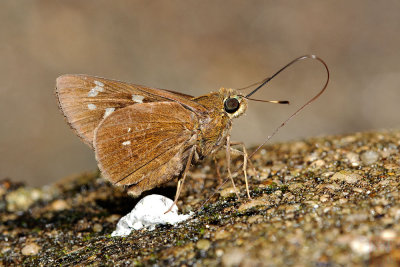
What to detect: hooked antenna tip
<box><xmin>276</xmin><ymin>100</ymin><xmax>290</xmax><ymax>104</ymax></box>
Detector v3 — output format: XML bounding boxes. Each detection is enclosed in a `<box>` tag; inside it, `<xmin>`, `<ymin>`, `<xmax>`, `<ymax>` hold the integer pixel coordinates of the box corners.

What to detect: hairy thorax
<box><xmin>192</xmin><ymin>88</ymin><xmax>247</xmax><ymax>159</ymax></box>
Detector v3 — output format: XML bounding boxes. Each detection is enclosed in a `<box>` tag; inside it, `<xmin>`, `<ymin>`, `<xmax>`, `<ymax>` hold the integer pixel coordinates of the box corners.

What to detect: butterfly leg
<box><xmin>226</xmin><ymin>135</ymin><xmax>241</xmax><ymax>200</ymax></box>
<box><xmin>228</xmin><ymin>141</ymin><xmax>252</xmax><ymax>199</ymax></box>
<box><xmin>165</xmin><ymin>145</ymin><xmax>196</xmax><ymax>214</ymax></box>
<box><xmin>229</xmin><ymin>142</ymin><xmax>257</xmax><ymax>176</ymax></box>
<box><xmin>213</xmin><ymin>156</ymin><xmax>223</xmax><ymax>184</ymax></box>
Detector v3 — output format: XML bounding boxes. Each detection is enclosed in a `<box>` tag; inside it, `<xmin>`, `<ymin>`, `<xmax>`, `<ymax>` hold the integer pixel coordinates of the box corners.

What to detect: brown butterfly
<box><xmin>56</xmin><ymin>55</ymin><xmax>329</xmax><ymax>211</ymax></box>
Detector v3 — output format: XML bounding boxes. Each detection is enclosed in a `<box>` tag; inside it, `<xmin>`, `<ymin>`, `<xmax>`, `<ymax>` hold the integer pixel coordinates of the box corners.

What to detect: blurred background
<box><xmin>1</xmin><ymin>0</ymin><xmax>399</xmax><ymax>186</ymax></box>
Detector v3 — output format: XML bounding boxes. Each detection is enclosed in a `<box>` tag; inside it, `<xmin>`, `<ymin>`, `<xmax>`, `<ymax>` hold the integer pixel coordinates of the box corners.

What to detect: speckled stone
<box><xmin>380</xmin><ymin>229</ymin><xmax>396</xmax><ymax>241</ymax></box>
<box><xmin>221</xmin><ymin>247</ymin><xmax>246</xmax><ymax>267</ymax></box>
<box><xmin>360</xmin><ymin>150</ymin><xmax>379</xmax><ymax>165</ymax></box>
<box><xmin>350</xmin><ymin>236</ymin><xmax>374</xmax><ymax>255</ymax></box>
<box><xmin>93</xmin><ymin>223</ymin><xmax>103</xmax><ymax>233</ymax></box>
<box><xmin>196</xmin><ymin>239</ymin><xmax>211</xmax><ymax>250</ymax></box>
<box><xmin>21</xmin><ymin>242</ymin><xmax>41</xmax><ymax>256</ymax></box>
<box><xmin>6</xmin><ymin>188</ymin><xmax>42</xmax><ymax>212</ymax></box>
<box><xmin>331</xmin><ymin>171</ymin><xmax>362</xmax><ymax>184</ymax></box>
<box><xmin>1</xmin><ymin>131</ymin><xmax>400</xmax><ymax>266</ymax></box>
<box><xmin>214</xmin><ymin>229</ymin><xmax>231</xmax><ymax>240</ymax></box>
<box><xmin>238</xmin><ymin>199</ymin><xmax>266</xmax><ymax>212</ymax></box>
<box><xmin>219</xmin><ymin>187</ymin><xmax>236</xmax><ymax>198</ymax></box>
<box><xmin>50</xmin><ymin>199</ymin><xmax>69</xmax><ymax>211</ymax></box>
<box><xmin>346</xmin><ymin>152</ymin><xmax>361</xmax><ymax>166</ymax></box>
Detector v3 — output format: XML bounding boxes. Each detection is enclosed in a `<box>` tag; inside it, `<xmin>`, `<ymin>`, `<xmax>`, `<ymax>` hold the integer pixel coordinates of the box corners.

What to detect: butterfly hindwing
<box><xmin>56</xmin><ymin>74</ymin><xmax>199</xmax><ymax>148</ymax></box>
<box><xmin>93</xmin><ymin>101</ymin><xmax>198</xmax><ymax>196</ymax></box>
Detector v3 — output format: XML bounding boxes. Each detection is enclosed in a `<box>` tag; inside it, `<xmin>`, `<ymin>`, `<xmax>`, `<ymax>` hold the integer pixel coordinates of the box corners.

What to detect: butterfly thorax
<box><xmin>192</xmin><ymin>88</ymin><xmax>248</xmax><ymax>158</ymax></box>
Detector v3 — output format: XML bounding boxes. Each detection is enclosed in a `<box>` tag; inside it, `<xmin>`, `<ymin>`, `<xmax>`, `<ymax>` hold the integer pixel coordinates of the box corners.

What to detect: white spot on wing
<box><xmin>127</xmin><ymin>128</ymin><xmax>132</xmax><ymax>132</ymax></box>
<box><xmin>103</xmin><ymin>107</ymin><xmax>115</xmax><ymax>118</ymax></box>
<box><xmin>88</xmin><ymin>88</ymin><xmax>99</xmax><ymax>97</ymax></box>
<box><xmin>88</xmin><ymin>81</ymin><xmax>105</xmax><ymax>97</ymax></box>
<box><xmin>88</xmin><ymin>103</ymin><xmax>97</xmax><ymax>110</ymax></box>
<box><xmin>94</xmin><ymin>80</ymin><xmax>104</xmax><ymax>86</ymax></box>
<box><xmin>122</xmin><ymin>140</ymin><xmax>131</xmax><ymax>146</ymax></box>
<box><xmin>132</xmin><ymin>94</ymin><xmax>145</xmax><ymax>103</ymax></box>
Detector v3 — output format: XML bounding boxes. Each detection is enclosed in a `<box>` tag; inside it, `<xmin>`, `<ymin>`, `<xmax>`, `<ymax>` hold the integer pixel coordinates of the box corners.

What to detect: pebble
<box><xmin>320</xmin><ymin>195</ymin><xmax>330</xmax><ymax>202</ymax></box>
<box><xmin>215</xmin><ymin>249</ymin><xmax>224</xmax><ymax>257</ymax></box>
<box><xmin>340</xmin><ymin>135</ymin><xmax>357</xmax><ymax>144</ymax></box>
<box><xmin>389</xmin><ymin>207</ymin><xmax>400</xmax><ymax>220</ymax></box>
<box><xmin>310</xmin><ymin>159</ymin><xmax>325</xmax><ymax>169</ymax></box>
<box><xmin>106</xmin><ymin>214</ymin><xmax>121</xmax><ymax>223</ymax></box>
<box><xmin>324</xmin><ymin>183</ymin><xmax>341</xmax><ymax>191</ymax></box>
<box><xmin>346</xmin><ymin>152</ymin><xmax>360</xmax><ymax>166</ymax></box>
<box><xmin>350</xmin><ymin>237</ymin><xmax>374</xmax><ymax>255</ymax></box>
<box><xmin>288</xmin><ymin>183</ymin><xmax>304</xmax><ymax>192</ymax></box>
<box><xmin>379</xmin><ymin>145</ymin><xmax>398</xmax><ymax>158</ymax></box>
<box><xmin>6</xmin><ymin>188</ymin><xmax>43</xmax><ymax>212</ymax></box>
<box><xmin>93</xmin><ymin>223</ymin><xmax>103</xmax><ymax>233</ymax></box>
<box><xmin>238</xmin><ymin>199</ymin><xmax>266</xmax><ymax>212</ymax></box>
<box><xmin>322</xmin><ymin>171</ymin><xmax>335</xmax><ymax>178</ymax></box>
<box><xmin>214</xmin><ymin>229</ymin><xmax>230</xmax><ymax>240</ymax></box>
<box><xmin>282</xmin><ymin>192</ymin><xmax>295</xmax><ymax>202</ymax></box>
<box><xmin>353</xmin><ymin>187</ymin><xmax>363</xmax><ymax>193</ymax></box>
<box><xmin>196</xmin><ymin>239</ymin><xmax>211</xmax><ymax>250</ymax></box>
<box><xmin>384</xmin><ymin>163</ymin><xmax>399</xmax><ymax>170</ymax></box>
<box><xmin>219</xmin><ymin>187</ymin><xmax>237</xmax><ymax>198</ymax></box>
<box><xmin>21</xmin><ymin>242</ymin><xmax>41</xmax><ymax>256</ymax></box>
<box><xmin>285</xmin><ymin>204</ymin><xmax>301</xmax><ymax>213</ymax></box>
<box><xmin>323</xmin><ymin>207</ymin><xmax>331</xmax><ymax>213</ymax></box>
<box><xmin>1</xmin><ymin>245</ymin><xmax>11</xmax><ymax>254</ymax></box>
<box><xmin>304</xmin><ymin>152</ymin><xmax>319</xmax><ymax>162</ymax></box>
<box><xmin>360</xmin><ymin>150</ymin><xmax>379</xmax><ymax>165</ymax></box>
<box><xmin>284</xmin><ymin>175</ymin><xmax>294</xmax><ymax>183</ymax></box>
<box><xmin>248</xmin><ymin>215</ymin><xmax>263</xmax><ymax>224</ymax></box>
<box><xmin>346</xmin><ymin>213</ymin><xmax>369</xmax><ymax>223</ymax></box>
<box><xmin>271</xmin><ymin>162</ymin><xmax>286</xmax><ymax>172</ymax></box>
<box><xmin>255</xmin><ymin>167</ymin><xmax>271</xmax><ymax>181</ymax></box>
<box><xmin>380</xmin><ymin>229</ymin><xmax>396</xmax><ymax>241</ymax></box>
<box><xmin>221</xmin><ymin>248</ymin><xmax>246</xmax><ymax>267</ymax></box>
<box><xmin>331</xmin><ymin>171</ymin><xmax>362</xmax><ymax>184</ymax></box>
<box><xmin>50</xmin><ymin>199</ymin><xmax>69</xmax><ymax>211</ymax></box>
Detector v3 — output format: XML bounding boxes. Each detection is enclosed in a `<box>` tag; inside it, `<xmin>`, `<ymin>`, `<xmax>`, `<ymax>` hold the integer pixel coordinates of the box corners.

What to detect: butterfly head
<box><xmin>220</xmin><ymin>88</ymin><xmax>248</xmax><ymax>119</ymax></box>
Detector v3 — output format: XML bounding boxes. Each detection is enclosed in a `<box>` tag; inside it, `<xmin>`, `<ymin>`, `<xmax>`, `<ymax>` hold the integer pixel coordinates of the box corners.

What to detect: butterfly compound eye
<box><xmin>224</xmin><ymin>98</ymin><xmax>240</xmax><ymax>113</ymax></box>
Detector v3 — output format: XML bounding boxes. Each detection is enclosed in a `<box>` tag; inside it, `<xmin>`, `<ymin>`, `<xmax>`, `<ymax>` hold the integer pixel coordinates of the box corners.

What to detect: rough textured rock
<box><xmin>1</xmin><ymin>130</ymin><xmax>400</xmax><ymax>266</ymax></box>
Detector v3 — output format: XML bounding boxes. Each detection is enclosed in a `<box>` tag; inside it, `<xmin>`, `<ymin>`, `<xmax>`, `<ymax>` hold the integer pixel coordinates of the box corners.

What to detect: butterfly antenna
<box><xmin>199</xmin><ymin>54</ymin><xmax>330</xmax><ymax>210</ymax></box>
<box><xmin>236</xmin><ymin>80</ymin><xmax>266</xmax><ymax>91</ymax></box>
<box><xmin>245</xmin><ymin>55</ymin><xmax>325</xmax><ymax>98</ymax></box>
<box><xmin>247</xmin><ymin>54</ymin><xmax>329</xmax><ymax>159</ymax></box>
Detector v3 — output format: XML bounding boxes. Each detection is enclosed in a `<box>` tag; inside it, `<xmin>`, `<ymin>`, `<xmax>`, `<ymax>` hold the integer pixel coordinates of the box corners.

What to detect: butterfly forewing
<box><xmin>94</xmin><ymin>102</ymin><xmax>198</xmax><ymax>196</ymax></box>
<box><xmin>56</xmin><ymin>74</ymin><xmax>201</xmax><ymax>148</ymax></box>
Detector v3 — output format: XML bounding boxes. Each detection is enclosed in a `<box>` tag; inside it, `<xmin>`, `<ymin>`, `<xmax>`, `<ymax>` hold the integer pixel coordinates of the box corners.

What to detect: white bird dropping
<box><xmin>111</xmin><ymin>194</ymin><xmax>192</xmax><ymax>237</ymax></box>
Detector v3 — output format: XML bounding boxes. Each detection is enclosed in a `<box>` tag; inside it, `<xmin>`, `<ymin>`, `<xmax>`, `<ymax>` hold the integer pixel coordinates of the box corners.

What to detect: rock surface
<box><xmin>1</xmin><ymin>130</ymin><xmax>400</xmax><ymax>266</ymax></box>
